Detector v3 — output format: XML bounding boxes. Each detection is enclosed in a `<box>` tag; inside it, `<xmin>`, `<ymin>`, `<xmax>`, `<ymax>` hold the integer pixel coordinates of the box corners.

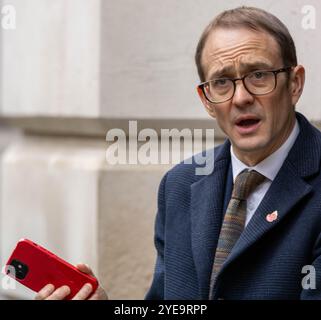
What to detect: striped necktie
<box><xmin>209</xmin><ymin>169</ymin><xmax>265</xmax><ymax>299</ymax></box>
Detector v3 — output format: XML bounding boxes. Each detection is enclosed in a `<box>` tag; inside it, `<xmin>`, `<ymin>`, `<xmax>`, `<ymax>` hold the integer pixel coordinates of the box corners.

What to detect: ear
<box><xmin>290</xmin><ymin>65</ymin><xmax>305</xmax><ymax>106</ymax></box>
<box><xmin>197</xmin><ymin>86</ymin><xmax>216</xmax><ymax>118</ymax></box>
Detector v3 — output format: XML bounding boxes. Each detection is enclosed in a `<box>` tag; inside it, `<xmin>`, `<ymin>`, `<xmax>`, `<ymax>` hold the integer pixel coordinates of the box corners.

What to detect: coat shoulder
<box><xmin>163</xmin><ymin>144</ymin><xmax>224</xmax><ymax>189</ymax></box>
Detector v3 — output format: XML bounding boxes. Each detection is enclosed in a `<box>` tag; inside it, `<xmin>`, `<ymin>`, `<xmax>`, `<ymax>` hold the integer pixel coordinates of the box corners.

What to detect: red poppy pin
<box><xmin>266</xmin><ymin>210</ymin><xmax>278</xmax><ymax>223</ymax></box>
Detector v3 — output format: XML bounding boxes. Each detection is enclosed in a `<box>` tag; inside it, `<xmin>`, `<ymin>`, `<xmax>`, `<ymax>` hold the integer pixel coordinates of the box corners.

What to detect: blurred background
<box><xmin>0</xmin><ymin>0</ymin><xmax>320</xmax><ymax>299</ymax></box>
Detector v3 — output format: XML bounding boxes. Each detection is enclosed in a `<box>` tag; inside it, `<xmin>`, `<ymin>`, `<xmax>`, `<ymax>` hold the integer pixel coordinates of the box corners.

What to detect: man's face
<box><xmin>199</xmin><ymin>27</ymin><xmax>304</xmax><ymax>165</ymax></box>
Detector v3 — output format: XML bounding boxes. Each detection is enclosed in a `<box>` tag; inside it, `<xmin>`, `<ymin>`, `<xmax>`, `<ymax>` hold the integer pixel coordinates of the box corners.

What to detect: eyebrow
<box><xmin>208</xmin><ymin>62</ymin><xmax>274</xmax><ymax>79</ymax></box>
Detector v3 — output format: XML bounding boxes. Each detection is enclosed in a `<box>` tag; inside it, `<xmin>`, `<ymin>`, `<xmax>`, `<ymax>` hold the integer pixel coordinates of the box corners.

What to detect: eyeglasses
<box><xmin>198</xmin><ymin>66</ymin><xmax>293</xmax><ymax>104</ymax></box>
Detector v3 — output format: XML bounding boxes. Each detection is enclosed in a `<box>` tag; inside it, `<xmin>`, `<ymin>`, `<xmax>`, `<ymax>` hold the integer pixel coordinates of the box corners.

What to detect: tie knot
<box><xmin>232</xmin><ymin>169</ymin><xmax>265</xmax><ymax>200</ymax></box>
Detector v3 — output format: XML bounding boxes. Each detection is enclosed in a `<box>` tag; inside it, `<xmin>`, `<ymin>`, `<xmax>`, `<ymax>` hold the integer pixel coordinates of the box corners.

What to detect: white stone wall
<box><xmin>1</xmin><ymin>0</ymin><xmax>101</xmax><ymax>117</ymax></box>
<box><xmin>0</xmin><ymin>0</ymin><xmax>320</xmax><ymax>299</ymax></box>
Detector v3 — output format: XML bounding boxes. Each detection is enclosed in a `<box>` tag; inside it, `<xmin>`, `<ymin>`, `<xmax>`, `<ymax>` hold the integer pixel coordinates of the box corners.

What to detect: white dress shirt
<box><xmin>230</xmin><ymin>119</ymin><xmax>300</xmax><ymax>226</ymax></box>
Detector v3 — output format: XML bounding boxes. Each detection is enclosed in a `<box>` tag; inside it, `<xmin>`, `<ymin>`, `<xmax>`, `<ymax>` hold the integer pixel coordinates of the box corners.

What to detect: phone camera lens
<box><xmin>8</xmin><ymin>260</ymin><xmax>29</xmax><ymax>280</ymax></box>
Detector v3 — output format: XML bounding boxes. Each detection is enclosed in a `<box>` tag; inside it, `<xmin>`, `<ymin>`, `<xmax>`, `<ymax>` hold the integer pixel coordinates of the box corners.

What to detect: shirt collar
<box><xmin>231</xmin><ymin>119</ymin><xmax>300</xmax><ymax>182</ymax></box>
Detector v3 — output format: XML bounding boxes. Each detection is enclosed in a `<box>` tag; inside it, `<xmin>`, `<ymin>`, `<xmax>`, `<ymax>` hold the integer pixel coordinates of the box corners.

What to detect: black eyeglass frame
<box><xmin>198</xmin><ymin>66</ymin><xmax>294</xmax><ymax>104</ymax></box>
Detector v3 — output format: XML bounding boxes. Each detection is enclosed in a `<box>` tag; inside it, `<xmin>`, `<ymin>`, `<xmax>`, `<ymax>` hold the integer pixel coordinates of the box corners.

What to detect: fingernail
<box><xmin>63</xmin><ymin>285</ymin><xmax>71</xmax><ymax>293</ymax></box>
<box><xmin>46</xmin><ymin>284</ymin><xmax>55</xmax><ymax>290</ymax></box>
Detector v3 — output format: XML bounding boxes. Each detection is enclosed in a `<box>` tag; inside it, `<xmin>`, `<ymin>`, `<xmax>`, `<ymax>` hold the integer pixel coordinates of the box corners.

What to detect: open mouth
<box><xmin>235</xmin><ymin>116</ymin><xmax>261</xmax><ymax>134</ymax></box>
<box><xmin>236</xmin><ymin>118</ymin><xmax>260</xmax><ymax>127</ymax></box>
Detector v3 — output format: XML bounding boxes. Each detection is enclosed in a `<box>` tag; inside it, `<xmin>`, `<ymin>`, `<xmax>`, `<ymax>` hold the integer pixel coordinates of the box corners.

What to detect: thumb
<box><xmin>76</xmin><ymin>263</ymin><xmax>95</xmax><ymax>277</ymax></box>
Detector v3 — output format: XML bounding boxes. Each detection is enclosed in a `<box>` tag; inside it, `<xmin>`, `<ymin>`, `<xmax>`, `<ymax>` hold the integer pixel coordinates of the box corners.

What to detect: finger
<box><xmin>46</xmin><ymin>285</ymin><xmax>71</xmax><ymax>300</ymax></box>
<box><xmin>72</xmin><ymin>283</ymin><xmax>93</xmax><ymax>300</ymax></box>
<box><xmin>88</xmin><ymin>287</ymin><xmax>108</xmax><ymax>300</ymax></box>
<box><xmin>88</xmin><ymin>284</ymin><xmax>109</xmax><ymax>300</ymax></box>
<box><xmin>34</xmin><ymin>284</ymin><xmax>55</xmax><ymax>300</ymax></box>
<box><xmin>75</xmin><ymin>263</ymin><xmax>94</xmax><ymax>277</ymax></box>
<box><xmin>88</xmin><ymin>293</ymin><xmax>100</xmax><ymax>300</ymax></box>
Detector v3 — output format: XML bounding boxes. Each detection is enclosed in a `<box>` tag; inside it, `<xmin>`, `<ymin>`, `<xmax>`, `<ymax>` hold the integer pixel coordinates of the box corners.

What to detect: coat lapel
<box><xmin>190</xmin><ymin>140</ymin><xmax>231</xmax><ymax>299</ymax></box>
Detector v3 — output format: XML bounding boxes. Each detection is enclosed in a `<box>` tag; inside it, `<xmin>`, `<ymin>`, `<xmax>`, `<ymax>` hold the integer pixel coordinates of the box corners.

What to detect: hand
<box><xmin>34</xmin><ymin>263</ymin><xmax>109</xmax><ymax>300</ymax></box>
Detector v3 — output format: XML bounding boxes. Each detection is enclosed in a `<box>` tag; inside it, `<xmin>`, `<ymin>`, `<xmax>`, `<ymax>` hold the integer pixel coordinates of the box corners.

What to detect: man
<box><xmin>145</xmin><ymin>6</ymin><xmax>321</xmax><ymax>300</ymax></box>
<box><xmin>36</xmin><ymin>6</ymin><xmax>321</xmax><ymax>300</ymax></box>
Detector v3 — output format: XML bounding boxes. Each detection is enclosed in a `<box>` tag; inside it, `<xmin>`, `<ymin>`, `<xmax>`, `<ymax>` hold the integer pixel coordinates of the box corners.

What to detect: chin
<box><xmin>233</xmin><ymin>137</ymin><xmax>269</xmax><ymax>154</ymax></box>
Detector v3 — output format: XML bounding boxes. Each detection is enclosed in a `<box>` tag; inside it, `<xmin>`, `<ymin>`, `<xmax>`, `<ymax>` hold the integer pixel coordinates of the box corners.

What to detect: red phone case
<box><xmin>4</xmin><ymin>239</ymin><xmax>98</xmax><ymax>299</ymax></box>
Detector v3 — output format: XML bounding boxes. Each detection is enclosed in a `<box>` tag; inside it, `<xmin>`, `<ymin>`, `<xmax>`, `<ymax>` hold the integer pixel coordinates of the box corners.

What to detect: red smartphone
<box><xmin>4</xmin><ymin>239</ymin><xmax>99</xmax><ymax>300</ymax></box>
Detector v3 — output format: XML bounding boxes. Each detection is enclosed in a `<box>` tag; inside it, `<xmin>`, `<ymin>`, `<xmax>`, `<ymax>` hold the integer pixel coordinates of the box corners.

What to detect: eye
<box><xmin>254</xmin><ymin>72</ymin><xmax>264</xmax><ymax>79</ymax></box>
<box><xmin>213</xmin><ymin>79</ymin><xmax>229</xmax><ymax>87</ymax></box>
<box><xmin>250</xmin><ymin>71</ymin><xmax>269</xmax><ymax>80</ymax></box>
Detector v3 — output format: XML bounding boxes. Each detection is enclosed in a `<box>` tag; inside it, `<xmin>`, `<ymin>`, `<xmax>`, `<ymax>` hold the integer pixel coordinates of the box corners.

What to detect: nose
<box><xmin>232</xmin><ymin>79</ymin><xmax>255</xmax><ymax>107</ymax></box>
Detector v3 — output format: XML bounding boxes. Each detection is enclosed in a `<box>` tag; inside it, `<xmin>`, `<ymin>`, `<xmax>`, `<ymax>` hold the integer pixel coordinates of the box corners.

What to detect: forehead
<box><xmin>201</xmin><ymin>27</ymin><xmax>282</xmax><ymax>78</ymax></box>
